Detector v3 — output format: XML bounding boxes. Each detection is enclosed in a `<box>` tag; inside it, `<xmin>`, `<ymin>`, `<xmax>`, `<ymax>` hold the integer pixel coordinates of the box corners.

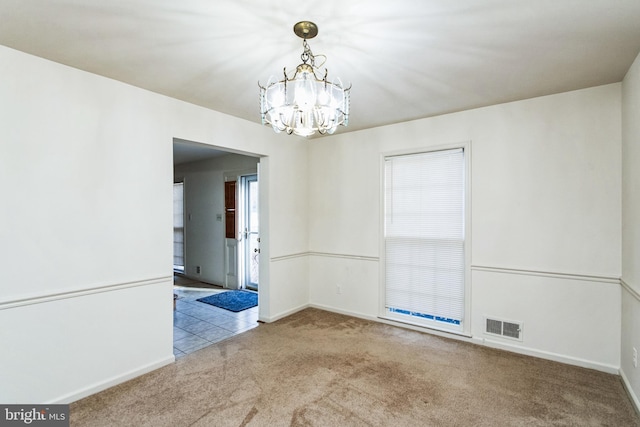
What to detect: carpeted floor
<box><xmin>71</xmin><ymin>308</ymin><xmax>640</xmax><ymax>426</ymax></box>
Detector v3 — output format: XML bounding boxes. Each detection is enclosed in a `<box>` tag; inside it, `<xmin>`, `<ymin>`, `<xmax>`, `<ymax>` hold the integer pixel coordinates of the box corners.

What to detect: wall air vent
<box><xmin>484</xmin><ymin>317</ymin><xmax>523</xmax><ymax>341</ymax></box>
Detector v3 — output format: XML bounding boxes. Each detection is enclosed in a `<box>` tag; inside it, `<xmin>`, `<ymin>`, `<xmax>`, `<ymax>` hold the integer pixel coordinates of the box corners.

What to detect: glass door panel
<box><xmin>243</xmin><ymin>175</ymin><xmax>259</xmax><ymax>290</ymax></box>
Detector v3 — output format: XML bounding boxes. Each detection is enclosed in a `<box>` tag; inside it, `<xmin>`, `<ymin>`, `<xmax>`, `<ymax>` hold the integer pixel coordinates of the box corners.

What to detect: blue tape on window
<box><xmin>388</xmin><ymin>307</ymin><xmax>460</xmax><ymax>325</ymax></box>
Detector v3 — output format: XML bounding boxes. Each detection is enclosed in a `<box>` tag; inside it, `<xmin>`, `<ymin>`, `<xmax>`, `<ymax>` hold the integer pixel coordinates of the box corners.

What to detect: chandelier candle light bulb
<box><xmin>259</xmin><ymin>21</ymin><xmax>351</xmax><ymax>136</ymax></box>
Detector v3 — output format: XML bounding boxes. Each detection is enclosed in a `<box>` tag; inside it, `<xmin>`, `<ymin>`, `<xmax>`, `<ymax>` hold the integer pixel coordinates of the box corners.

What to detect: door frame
<box><xmin>173</xmin><ymin>138</ymin><xmax>269</xmax><ymax>321</ymax></box>
<box><xmin>223</xmin><ymin>168</ymin><xmax>259</xmax><ymax>290</ymax></box>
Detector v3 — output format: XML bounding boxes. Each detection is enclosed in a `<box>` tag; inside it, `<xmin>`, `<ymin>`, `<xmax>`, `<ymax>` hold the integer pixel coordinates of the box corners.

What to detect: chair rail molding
<box><xmin>0</xmin><ymin>276</ymin><xmax>173</xmax><ymax>310</ymax></box>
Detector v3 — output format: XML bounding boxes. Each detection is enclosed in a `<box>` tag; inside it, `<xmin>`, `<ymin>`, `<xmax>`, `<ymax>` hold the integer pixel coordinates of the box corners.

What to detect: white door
<box><xmin>224</xmin><ymin>179</ymin><xmax>239</xmax><ymax>289</ymax></box>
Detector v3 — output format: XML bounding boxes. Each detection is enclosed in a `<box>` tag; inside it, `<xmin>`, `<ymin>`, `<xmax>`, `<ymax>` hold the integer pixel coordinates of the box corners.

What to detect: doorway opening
<box><xmin>172</xmin><ymin>139</ymin><xmax>266</xmax><ymax>357</ymax></box>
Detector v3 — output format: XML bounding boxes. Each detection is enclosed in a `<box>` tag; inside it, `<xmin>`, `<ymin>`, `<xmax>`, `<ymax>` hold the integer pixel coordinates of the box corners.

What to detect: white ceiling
<box><xmin>172</xmin><ymin>139</ymin><xmax>228</xmax><ymax>165</ymax></box>
<box><xmin>1</xmin><ymin>0</ymin><xmax>640</xmax><ymax>137</ymax></box>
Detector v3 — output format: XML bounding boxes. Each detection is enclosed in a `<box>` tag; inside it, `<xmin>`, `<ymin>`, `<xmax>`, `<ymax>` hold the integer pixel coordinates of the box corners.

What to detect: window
<box><xmin>224</xmin><ymin>180</ymin><xmax>236</xmax><ymax>239</ymax></box>
<box><xmin>173</xmin><ymin>182</ymin><xmax>185</xmax><ymax>272</ymax></box>
<box><xmin>382</xmin><ymin>146</ymin><xmax>469</xmax><ymax>334</ymax></box>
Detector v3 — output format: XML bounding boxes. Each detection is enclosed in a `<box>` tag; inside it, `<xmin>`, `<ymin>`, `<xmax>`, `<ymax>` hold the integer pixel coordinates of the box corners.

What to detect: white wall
<box><xmin>263</xmin><ymin>142</ymin><xmax>310</xmax><ymax>320</ymax></box>
<box><xmin>0</xmin><ymin>45</ymin><xmax>309</xmax><ymax>403</ymax></box>
<box><xmin>0</xmin><ymin>39</ymin><xmax>631</xmax><ymax>404</ymax></box>
<box><xmin>174</xmin><ymin>153</ymin><xmax>259</xmax><ymax>286</ymax></box>
<box><xmin>309</xmin><ymin>84</ymin><xmax>622</xmax><ymax>372</ymax></box>
<box><xmin>621</xmin><ymin>51</ymin><xmax>640</xmax><ymax>410</ymax></box>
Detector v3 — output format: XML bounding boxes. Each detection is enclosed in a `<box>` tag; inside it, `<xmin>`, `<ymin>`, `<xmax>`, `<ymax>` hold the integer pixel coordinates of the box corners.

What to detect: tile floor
<box><xmin>173</xmin><ymin>278</ymin><xmax>259</xmax><ymax>358</ymax></box>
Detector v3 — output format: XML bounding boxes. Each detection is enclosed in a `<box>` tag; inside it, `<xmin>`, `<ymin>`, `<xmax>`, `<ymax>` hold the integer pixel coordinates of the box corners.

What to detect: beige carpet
<box><xmin>71</xmin><ymin>308</ymin><xmax>639</xmax><ymax>426</ymax></box>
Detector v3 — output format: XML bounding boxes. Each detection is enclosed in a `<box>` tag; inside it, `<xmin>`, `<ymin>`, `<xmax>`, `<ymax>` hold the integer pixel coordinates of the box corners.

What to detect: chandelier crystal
<box><xmin>259</xmin><ymin>21</ymin><xmax>351</xmax><ymax>137</ymax></box>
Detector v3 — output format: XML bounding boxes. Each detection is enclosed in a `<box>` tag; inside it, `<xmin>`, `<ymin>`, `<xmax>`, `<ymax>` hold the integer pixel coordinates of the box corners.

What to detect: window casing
<box><xmin>381</xmin><ymin>144</ymin><xmax>470</xmax><ymax>335</ymax></box>
<box><xmin>173</xmin><ymin>182</ymin><xmax>185</xmax><ymax>272</ymax></box>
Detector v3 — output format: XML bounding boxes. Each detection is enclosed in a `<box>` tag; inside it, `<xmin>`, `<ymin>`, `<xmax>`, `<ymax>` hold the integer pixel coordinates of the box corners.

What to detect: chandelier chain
<box><xmin>300</xmin><ymin>40</ymin><xmax>327</xmax><ymax>70</ymax></box>
<box><xmin>300</xmin><ymin>40</ymin><xmax>314</xmax><ymax>67</ymax></box>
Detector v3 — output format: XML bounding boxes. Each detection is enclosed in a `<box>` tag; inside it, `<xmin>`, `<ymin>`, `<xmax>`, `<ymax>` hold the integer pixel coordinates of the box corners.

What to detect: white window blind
<box><xmin>173</xmin><ymin>182</ymin><xmax>185</xmax><ymax>271</ymax></box>
<box><xmin>384</xmin><ymin>148</ymin><xmax>465</xmax><ymax>330</ymax></box>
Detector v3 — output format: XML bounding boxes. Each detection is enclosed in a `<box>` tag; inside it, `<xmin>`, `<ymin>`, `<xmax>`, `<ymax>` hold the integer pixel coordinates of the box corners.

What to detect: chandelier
<box><xmin>259</xmin><ymin>21</ymin><xmax>351</xmax><ymax>137</ymax></box>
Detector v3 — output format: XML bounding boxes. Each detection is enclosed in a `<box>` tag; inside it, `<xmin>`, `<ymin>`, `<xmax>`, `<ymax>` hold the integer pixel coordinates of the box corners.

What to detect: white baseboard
<box><xmin>473</xmin><ymin>337</ymin><xmax>619</xmax><ymax>374</ymax></box>
<box><xmin>50</xmin><ymin>355</ymin><xmax>176</xmax><ymax>404</ymax></box>
<box><xmin>307</xmin><ymin>304</ymin><xmax>620</xmax><ymax>375</ymax></box>
<box><xmin>260</xmin><ymin>303</ymin><xmax>310</xmax><ymax>323</ymax></box>
<box><xmin>621</xmin><ymin>368</ymin><xmax>640</xmax><ymax>415</ymax></box>
<box><xmin>308</xmin><ymin>303</ymin><xmax>378</xmax><ymax>322</ymax></box>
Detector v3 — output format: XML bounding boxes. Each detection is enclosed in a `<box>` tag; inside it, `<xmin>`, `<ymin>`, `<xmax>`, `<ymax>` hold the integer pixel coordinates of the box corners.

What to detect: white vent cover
<box><xmin>484</xmin><ymin>317</ymin><xmax>523</xmax><ymax>341</ymax></box>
